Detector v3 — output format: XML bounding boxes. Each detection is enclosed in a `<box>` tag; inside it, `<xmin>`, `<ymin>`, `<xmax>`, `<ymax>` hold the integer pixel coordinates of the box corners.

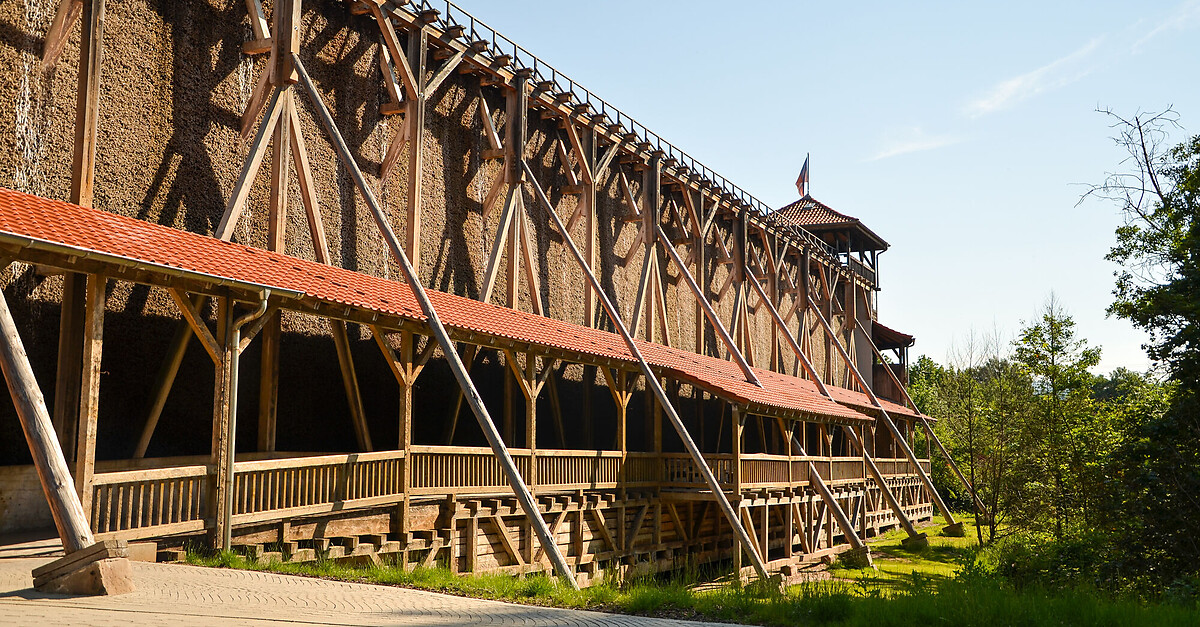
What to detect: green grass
<box><xmin>185</xmin><ymin>519</ymin><xmax>1200</xmax><ymax>626</ymax></box>
<box><xmin>829</xmin><ymin>514</ymin><xmax>985</xmax><ymax>587</ymax></box>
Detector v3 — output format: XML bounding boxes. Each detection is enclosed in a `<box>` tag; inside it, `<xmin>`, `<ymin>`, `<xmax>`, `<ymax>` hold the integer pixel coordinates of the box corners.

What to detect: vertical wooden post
<box><xmin>694</xmin><ymin>193</ymin><xmax>706</xmax><ymax>356</ymax></box>
<box><xmin>56</xmin><ymin>0</ymin><xmax>103</xmax><ymax>464</ymax></box>
<box><xmin>74</xmin><ymin>274</ymin><xmax>104</xmax><ymax>521</ymax></box>
<box><xmin>582</xmin><ymin>127</ymin><xmax>598</xmax><ymax>327</ymax></box>
<box><xmin>259</xmin><ymin>105</ymin><xmax>288</xmax><ymax>452</ymax></box>
<box><xmin>210</xmin><ymin>297</ymin><xmax>235</xmax><ymax>550</ymax></box>
<box><xmin>0</xmin><ymin>286</ymin><xmax>94</xmax><ymax>553</ymax></box>
<box><xmin>398</xmin><ymin>331</ymin><xmax>414</xmax><ymax>532</ymax></box>
<box><xmin>405</xmin><ymin>25</ymin><xmax>427</xmax><ymax>263</ymax></box>
<box><xmin>53</xmin><ymin>273</ymin><xmax>86</xmax><ymax>459</ymax></box>
<box><xmin>526</xmin><ymin>353</ymin><xmax>538</xmax><ymax>493</ymax></box>
<box><xmin>70</xmin><ymin>0</ymin><xmax>104</xmax><ymax>209</ymax></box>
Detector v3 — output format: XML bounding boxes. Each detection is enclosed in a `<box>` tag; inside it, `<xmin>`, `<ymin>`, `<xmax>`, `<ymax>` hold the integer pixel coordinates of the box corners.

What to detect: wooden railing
<box><xmin>409</xmin><ymin>446</ymin><xmax>528</xmax><ymax>495</ymax></box>
<box><xmin>91</xmin><ymin>464</ymin><xmax>208</xmax><ymax>538</ymax></box>
<box><xmin>230</xmin><ymin>450</ymin><xmax>406</xmax><ymax>525</ymax></box>
<box><xmin>86</xmin><ymin>448</ymin><xmax>932</xmax><ymax>539</ymax></box>
<box><xmin>536</xmin><ymin>449</ymin><xmax>621</xmax><ymax>490</ymax></box>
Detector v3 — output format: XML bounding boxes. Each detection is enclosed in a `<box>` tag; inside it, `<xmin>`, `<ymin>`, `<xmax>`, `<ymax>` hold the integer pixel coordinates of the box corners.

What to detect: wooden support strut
<box><xmin>653</xmin><ymin>221</ymin><xmax>760</xmax><ymax>386</ymax></box>
<box><xmin>742</xmin><ymin>270</ymin><xmax>922</xmax><ymax>542</ymax></box>
<box><xmin>805</xmin><ymin>295</ymin><xmax>956</xmax><ymax>530</ymax></box>
<box><xmin>0</xmin><ymin>282</ymin><xmax>94</xmax><ymax>554</ymax></box>
<box><xmin>292</xmin><ymin>55</ymin><xmax>579</xmax><ymax>590</ymax></box>
<box><xmin>523</xmin><ymin>160</ymin><xmax>772</xmax><ymax>583</ymax></box>
<box><xmin>860</xmin><ymin>329</ymin><xmax>990</xmax><ymax>519</ymax></box>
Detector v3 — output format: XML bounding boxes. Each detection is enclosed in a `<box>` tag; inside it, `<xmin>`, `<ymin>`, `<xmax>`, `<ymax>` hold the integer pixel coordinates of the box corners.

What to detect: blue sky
<box><xmin>476</xmin><ymin>1</ymin><xmax>1200</xmax><ymax>372</ymax></box>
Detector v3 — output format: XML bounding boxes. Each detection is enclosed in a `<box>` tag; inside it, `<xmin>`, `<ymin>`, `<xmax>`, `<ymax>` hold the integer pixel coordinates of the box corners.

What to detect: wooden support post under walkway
<box><xmin>859</xmin><ymin>328</ymin><xmax>990</xmax><ymax>522</ymax></box>
<box><xmin>743</xmin><ymin>270</ymin><xmax>925</xmax><ymax>546</ymax></box>
<box><xmin>523</xmin><ymin>160</ymin><xmax>773</xmax><ymax>584</ymax></box>
<box><xmin>0</xmin><ymin>271</ymin><xmax>134</xmax><ymax>594</ymax></box>
<box><xmin>292</xmin><ymin>55</ymin><xmax>579</xmax><ymax>589</ymax></box>
<box><xmin>805</xmin><ymin>294</ymin><xmax>960</xmax><ymax>538</ymax></box>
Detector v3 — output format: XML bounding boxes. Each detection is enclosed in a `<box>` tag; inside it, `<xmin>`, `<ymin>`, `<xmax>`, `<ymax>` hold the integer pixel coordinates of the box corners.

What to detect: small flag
<box><xmin>795</xmin><ymin>154</ymin><xmax>810</xmax><ymax>198</ymax></box>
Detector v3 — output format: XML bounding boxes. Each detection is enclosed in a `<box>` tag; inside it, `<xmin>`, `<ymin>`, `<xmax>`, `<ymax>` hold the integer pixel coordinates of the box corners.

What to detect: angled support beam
<box><xmin>861</xmin><ymin>329</ymin><xmax>989</xmax><ymax>521</ymax></box>
<box><xmin>653</xmin><ymin>222</ymin><xmax>760</xmax><ymax>387</ymax></box>
<box><xmin>524</xmin><ymin>161</ymin><xmax>771</xmax><ymax>584</ymax></box>
<box><xmin>744</xmin><ymin>270</ymin><xmax>922</xmax><ymax>544</ymax></box>
<box><xmin>0</xmin><ymin>282</ymin><xmax>94</xmax><ymax>554</ymax></box>
<box><xmin>807</xmin><ymin>295</ymin><xmax>955</xmax><ymax>534</ymax></box>
<box><xmin>786</xmin><ymin>430</ymin><xmax>869</xmax><ymax>560</ymax></box>
<box><xmin>421</xmin><ymin>48</ymin><xmax>466</xmax><ymax>99</ymax></box>
<box><xmin>168</xmin><ymin>289</ymin><xmax>220</xmax><ymax>364</ymax></box>
<box><xmin>294</xmin><ymin>56</ymin><xmax>578</xmax><ymax>589</ymax></box>
<box><xmin>41</xmin><ymin>0</ymin><xmax>82</xmax><ymax>70</ymax></box>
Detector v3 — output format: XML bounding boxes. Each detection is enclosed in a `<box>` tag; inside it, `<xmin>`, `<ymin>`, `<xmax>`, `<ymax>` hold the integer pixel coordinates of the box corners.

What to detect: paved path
<box><xmin>0</xmin><ymin>556</ymin><xmax>738</xmax><ymax>626</ymax></box>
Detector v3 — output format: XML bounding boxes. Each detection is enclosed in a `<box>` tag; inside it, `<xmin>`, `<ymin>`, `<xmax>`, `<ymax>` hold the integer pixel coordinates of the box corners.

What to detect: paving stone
<box><xmin>0</xmin><ymin>556</ymin><xmax>741</xmax><ymax>626</ymax></box>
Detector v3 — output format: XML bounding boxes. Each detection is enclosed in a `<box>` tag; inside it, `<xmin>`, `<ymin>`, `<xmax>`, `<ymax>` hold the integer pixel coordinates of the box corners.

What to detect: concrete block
<box><xmin>900</xmin><ymin>533</ymin><xmax>929</xmax><ymax>551</ymax></box>
<box><xmin>126</xmin><ymin>542</ymin><xmax>158</xmax><ymax>563</ymax></box>
<box><xmin>157</xmin><ymin>549</ymin><xmax>186</xmax><ymax>563</ymax></box>
<box><xmin>288</xmin><ymin>548</ymin><xmax>316</xmax><ymax>563</ymax></box>
<box><xmin>837</xmin><ymin>546</ymin><xmax>873</xmax><ymax>569</ymax></box>
<box><xmin>36</xmin><ymin>557</ymin><xmax>135</xmax><ymax>596</ymax></box>
<box><xmin>941</xmin><ymin>522</ymin><xmax>966</xmax><ymax>537</ymax></box>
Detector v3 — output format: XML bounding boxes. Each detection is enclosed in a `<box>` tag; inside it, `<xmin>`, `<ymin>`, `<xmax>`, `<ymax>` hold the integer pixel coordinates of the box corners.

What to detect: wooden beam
<box><xmin>480</xmin><ymin>188</ymin><xmax>518</xmax><ymax>305</ymax></box>
<box><xmin>42</xmin><ymin>0</ymin><xmax>82</xmax><ymax>69</ymax></box>
<box><xmin>73</xmin><ymin>274</ymin><xmax>104</xmax><ymax>521</ymax></box>
<box><xmin>421</xmin><ymin>48</ymin><xmax>466</xmax><ymax>99</ymax></box>
<box><xmin>331</xmin><ymin>321</ymin><xmax>373</xmax><ymax>452</ymax></box>
<box><xmin>294</xmin><ymin>56</ymin><xmax>578</xmax><ymax>588</ymax></box>
<box><xmin>0</xmin><ymin>280</ymin><xmax>94</xmax><ymax>553</ymax></box>
<box><xmin>168</xmin><ymin>289</ymin><xmax>220</xmax><ymax>364</ymax></box>
<box><xmin>216</xmin><ymin>89</ymin><xmax>284</xmax><ymax>239</ymax></box>
<box><xmin>808</xmin><ymin>297</ymin><xmax>953</xmax><ymax>529</ymax></box>
<box><xmin>525</xmin><ymin>162</ymin><xmax>771</xmax><ymax>583</ymax></box>
<box><xmin>288</xmin><ymin>102</ymin><xmax>331</xmax><ymax>263</ymax></box>
<box><xmin>654</xmin><ymin>222</ymin><xmax>759</xmax><ymax>386</ymax></box>
<box><xmin>52</xmin><ymin>273</ymin><xmax>86</xmax><ymax>460</ymax></box>
<box><xmin>490</xmin><ymin>516</ymin><xmax>526</xmax><ymax>567</ymax></box>
<box><xmin>209</xmin><ymin>298</ymin><xmax>235</xmax><ymax>550</ymax></box>
<box><xmin>68</xmin><ymin>0</ymin><xmax>104</xmax><ymax>208</ymax></box>
<box><xmin>404</xmin><ymin>26</ymin><xmax>428</xmax><ymax>264</ymax></box>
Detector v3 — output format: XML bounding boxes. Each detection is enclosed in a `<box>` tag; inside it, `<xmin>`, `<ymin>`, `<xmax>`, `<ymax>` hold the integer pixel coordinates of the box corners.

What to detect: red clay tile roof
<box><xmin>772</xmin><ymin>197</ymin><xmax>859</xmax><ymax>229</ymax></box>
<box><xmin>771</xmin><ymin>196</ymin><xmax>889</xmax><ymax>251</ymax></box>
<box><xmin>0</xmin><ymin>188</ymin><xmax>871</xmax><ymax>426</ymax></box>
<box><xmin>823</xmin><ymin>384</ymin><xmax>921</xmax><ymax>420</ymax></box>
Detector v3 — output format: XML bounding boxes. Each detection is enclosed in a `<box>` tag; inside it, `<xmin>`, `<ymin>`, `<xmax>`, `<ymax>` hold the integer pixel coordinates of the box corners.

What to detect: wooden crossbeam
<box><xmin>489</xmin><ymin>516</ymin><xmax>526</xmax><ymax>567</ymax></box>
<box><xmin>625</xmin><ymin>504</ymin><xmax>648</xmax><ymax>552</ymax></box>
<box><xmin>479</xmin><ymin>95</ymin><xmax>503</xmax><ymax>152</ymax></box>
<box><xmin>563</xmin><ymin>121</ymin><xmax>593</xmax><ymax>184</ymax></box>
<box><xmin>421</xmin><ymin>48</ymin><xmax>466</xmax><ymax>99</ymax></box>
<box><xmin>370</xmin><ymin>5</ymin><xmax>418</xmax><ymax>100</ymax></box>
<box><xmin>167</xmin><ymin>289</ymin><xmax>220</xmax><ymax>364</ymax></box>
<box><xmin>587</xmin><ymin>508</ymin><xmax>617</xmax><ymax>552</ymax></box>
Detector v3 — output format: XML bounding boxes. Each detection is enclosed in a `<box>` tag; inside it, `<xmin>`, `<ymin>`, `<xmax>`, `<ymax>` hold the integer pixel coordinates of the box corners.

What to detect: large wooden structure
<box><xmin>0</xmin><ymin>0</ymin><xmax>983</xmax><ymax>585</ymax></box>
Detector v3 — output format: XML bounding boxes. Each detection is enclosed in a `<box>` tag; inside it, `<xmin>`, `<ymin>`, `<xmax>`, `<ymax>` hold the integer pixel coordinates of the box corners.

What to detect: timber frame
<box><xmin>0</xmin><ymin>0</ymin><xmax>972</xmax><ymax>587</ymax></box>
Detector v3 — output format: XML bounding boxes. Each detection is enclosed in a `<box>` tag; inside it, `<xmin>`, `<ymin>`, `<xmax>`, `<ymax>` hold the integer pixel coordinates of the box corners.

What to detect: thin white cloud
<box><xmin>1133</xmin><ymin>0</ymin><xmax>1200</xmax><ymax>53</ymax></box>
<box><xmin>965</xmin><ymin>37</ymin><xmax>1103</xmax><ymax>118</ymax></box>
<box><xmin>868</xmin><ymin>127</ymin><xmax>962</xmax><ymax>161</ymax></box>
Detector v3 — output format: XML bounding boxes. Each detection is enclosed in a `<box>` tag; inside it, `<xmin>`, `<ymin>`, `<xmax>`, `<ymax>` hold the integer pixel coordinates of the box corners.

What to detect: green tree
<box><xmin>1086</xmin><ymin>108</ymin><xmax>1200</xmax><ymax>588</ymax></box>
<box><xmin>1013</xmin><ymin>296</ymin><xmax>1102</xmax><ymax>540</ymax></box>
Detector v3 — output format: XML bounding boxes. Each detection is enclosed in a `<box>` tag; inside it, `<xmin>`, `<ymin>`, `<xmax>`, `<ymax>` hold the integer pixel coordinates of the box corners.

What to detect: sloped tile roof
<box><xmin>0</xmin><ymin>188</ymin><xmax>872</xmax><ymax>426</ymax></box>
<box><xmin>772</xmin><ymin>196</ymin><xmax>859</xmax><ymax>228</ymax></box>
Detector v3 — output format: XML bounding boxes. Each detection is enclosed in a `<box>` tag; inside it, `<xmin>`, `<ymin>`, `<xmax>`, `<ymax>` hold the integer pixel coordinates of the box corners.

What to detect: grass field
<box><xmin>188</xmin><ymin>516</ymin><xmax>1200</xmax><ymax>626</ymax></box>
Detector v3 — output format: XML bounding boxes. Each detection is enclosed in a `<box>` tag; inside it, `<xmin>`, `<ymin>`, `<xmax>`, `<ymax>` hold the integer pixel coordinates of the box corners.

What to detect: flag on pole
<box><xmin>795</xmin><ymin>153</ymin><xmax>810</xmax><ymax>198</ymax></box>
